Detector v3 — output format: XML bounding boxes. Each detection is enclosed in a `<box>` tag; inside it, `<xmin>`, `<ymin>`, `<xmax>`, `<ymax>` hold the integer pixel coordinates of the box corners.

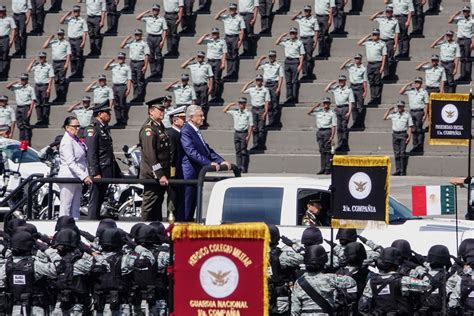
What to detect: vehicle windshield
<box><xmin>1</xmin><ymin>144</ymin><xmax>41</xmax><ymax>163</ymax></box>
<box><xmin>389</xmin><ymin>196</ymin><xmax>417</xmax><ymax>223</ymax></box>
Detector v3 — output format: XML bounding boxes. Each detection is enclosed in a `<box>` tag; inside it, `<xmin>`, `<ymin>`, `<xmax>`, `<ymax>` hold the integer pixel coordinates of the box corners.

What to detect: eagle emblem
<box><xmin>354</xmin><ymin>181</ymin><xmax>367</xmax><ymax>192</ymax></box>
<box><xmin>208</xmin><ymin>270</ymin><xmax>231</xmax><ymax>286</ymax></box>
<box><xmin>445</xmin><ymin>110</ymin><xmax>455</xmax><ymax>118</ymax></box>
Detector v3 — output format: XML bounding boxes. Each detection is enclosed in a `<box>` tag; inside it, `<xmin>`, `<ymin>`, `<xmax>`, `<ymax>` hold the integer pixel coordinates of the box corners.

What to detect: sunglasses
<box><xmin>68</xmin><ymin>125</ymin><xmax>81</xmax><ymax>129</ymax></box>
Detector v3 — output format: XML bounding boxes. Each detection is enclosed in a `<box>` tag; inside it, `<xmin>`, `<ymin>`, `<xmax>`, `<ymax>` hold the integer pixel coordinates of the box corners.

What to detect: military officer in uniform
<box><xmin>385</xmin><ymin>0</ymin><xmax>413</xmax><ymax>59</ymax></box>
<box><xmin>411</xmin><ymin>0</ymin><xmax>425</xmax><ymax>37</ymax></box>
<box><xmin>165</xmin><ymin>73</ymin><xmax>197</xmax><ymax>106</ymax></box>
<box><xmin>325</xmin><ymin>75</ymin><xmax>353</xmax><ymax>152</ymax></box>
<box><xmin>369</xmin><ymin>6</ymin><xmax>399</xmax><ymax>80</ymax></box>
<box><xmin>11</xmin><ymin>0</ymin><xmax>31</xmax><ymax>58</ymax></box>
<box><xmin>448</xmin><ymin>6</ymin><xmax>473</xmax><ymax>82</ymax></box>
<box><xmin>181</xmin><ymin>51</ymin><xmax>214</xmax><ymax>126</ymax></box>
<box><xmin>301</xmin><ymin>199</ymin><xmax>325</xmax><ymax>226</ymax></box>
<box><xmin>60</xmin><ymin>6</ymin><xmax>88</xmax><ymax>80</ymax></box>
<box><xmin>223</xmin><ymin>97</ymin><xmax>253</xmax><ymax>173</ymax></box>
<box><xmin>85</xmin><ymin>103</ymin><xmax>120</xmax><ymax>219</ymax></box>
<box><xmin>358</xmin><ymin>29</ymin><xmax>387</xmax><ymax>105</ymax></box>
<box><xmin>384</xmin><ymin>100</ymin><xmax>413</xmax><ymax>176</ymax></box>
<box><xmin>314</xmin><ymin>0</ymin><xmax>334</xmax><ymax>58</ymax></box>
<box><xmin>276</xmin><ymin>28</ymin><xmax>304</xmax><ymax>104</ymax></box>
<box><xmin>120</xmin><ymin>29</ymin><xmax>150</xmax><ymax>103</ymax></box>
<box><xmin>197</xmin><ymin>28</ymin><xmax>227</xmax><ymax>103</ymax></box>
<box><xmin>163</xmin><ymin>0</ymin><xmax>183</xmax><ymax>57</ymax></box>
<box><xmin>340</xmin><ymin>53</ymin><xmax>368</xmax><ymax>131</ymax></box>
<box><xmin>136</xmin><ymin>5</ymin><xmax>168</xmax><ymax>81</ymax></box>
<box><xmin>161</xmin><ymin>95</ymin><xmax>174</xmax><ymax>128</ymax></box>
<box><xmin>43</xmin><ymin>29</ymin><xmax>71</xmax><ymax>104</ymax></box>
<box><xmin>258</xmin><ymin>0</ymin><xmax>273</xmax><ymax>36</ymax></box>
<box><xmin>416</xmin><ymin>54</ymin><xmax>446</xmax><ymax>94</ymax></box>
<box><xmin>27</xmin><ymin>51</ymin><xmax>54</xmax><ymax>127</ymax></box>
<box><xmin>308</xmin><ymin>97</ymin><xmax>336</xmax><ymax>175</ymax></box>
<box><xmin>0</xmin><ymin>6</ymin><xmax>16</xmax><ymax>79</ymax></box>
<box><xmin>67</xmin><ymin>95</ymin><xmax>93</xmax><ymax>137</ymax></box>
<box><xmin>0</xmin><ymin>95</ymin><xmax>16</xmax><ymax>138</ymax></box>
<box><xmin>241</xmin><ymin>74</ymin><xmax>270</xmax><ymax>152</ymax></box>
<box><xmin>431</xmin><ymin>30</ymin><xmax>460</xmax><ymax>93</ymax></box>
<box><xmin>291</xmin><ymin>5</ymin><xmax>319</xmax><ymax>81</ymax></box>
<box><xmin>256</xmin><ymin>50</ymin><xmax>284</xmax><ymax>129</ymax></box>
<box><xmin>139</xmin><ymin>98</ymin><xmax>171</xmax><ymax>221</ymax></box>
<box><xmin>104</xmin><ymin>52</ymin><xmax>132</xmax><ymax>127</ymax></box>
<box><xmin>85</xmin><ymin>74</ymin><xmax>114</xmax><ymax>108</ymax></box>
<box><xmin>400</xmin><ymin>77</ymin><xmax>429</xmax><ymax>155</ymax></box>
<box><xmin>6</xmin><ymin>73</ymin><xmax>36</xmax><ymax>142</ymax></box>
<box><xmin>85</xmin><ymin>0</ymin><xmax>106</xmax><ymax>57</ymax></box>
<box><xmin>239</xmin><ymin>0</ymin><xmax>259</xmax><ymax>57</ymax></box>
<box><xmin>215</xmin><ymin>4</ymin><xmax>246</xmax><ymax>81</ymax></box>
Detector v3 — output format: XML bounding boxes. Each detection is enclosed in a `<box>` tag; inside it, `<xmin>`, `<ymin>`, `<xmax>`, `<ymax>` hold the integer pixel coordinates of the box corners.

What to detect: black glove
<box><xmin>37</xmin><ymin>234</ymin><xmax>51</xmax><ymax>245</ymax></box>
<box><xmin>35</xmin><ymin>240</ymin><xmax>49</xmax><ymax>252</ymax></box>
<box><xmin>281</xmin><ymin>236</ymin><xmax>294</xmax><ymax>247</ymax></box>
<box><xmin>411</xmin><ymin>250</ymin><xmax>426</xmax><ymax>265</ymax></box>
<box><xmin>79</xmin><ymin>230</ymin><xmax>96</xmax><ymax>243</ymax></box>
<box><xmin>358</xmin><ymin>235</ymin><xmax>368</xmax><ymax>244</ymax></box>
<box><xmin>125</xmin><ymin>235</ymin><xmax>137</xmax><ymax>249</ymax></box>
<box><xmin>324</xmin><ymin>239</ymin><xmax>336</xmax><ymax>247</ymax></box>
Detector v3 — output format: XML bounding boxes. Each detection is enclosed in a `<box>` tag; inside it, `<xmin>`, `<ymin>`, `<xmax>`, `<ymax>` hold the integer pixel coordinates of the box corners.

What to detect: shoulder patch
<box><xmin>86</xmin><ymin>129</ymin><xmax>94</xmax><ymax>137</ymax></box>
<box><xmin>145</xmin><ymin>127</ymin><xmax>153</xmax><ymax>136</ymax></box>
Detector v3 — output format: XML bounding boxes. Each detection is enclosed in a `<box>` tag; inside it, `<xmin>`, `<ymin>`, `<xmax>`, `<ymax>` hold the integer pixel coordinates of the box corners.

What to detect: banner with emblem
<box><xmin>428</xmin><ymin>93</ymin><xmax>472</xmax><ymax>146</ymax></box>
<box><xmin>331</xmin><ymin>156</ymin><xmax>391</xmax><ymax>229</ymax></box>
<box><xmin>171</xmin><ymin>223</ymin><xmax>270</xmax><ymax>316</ymax></box>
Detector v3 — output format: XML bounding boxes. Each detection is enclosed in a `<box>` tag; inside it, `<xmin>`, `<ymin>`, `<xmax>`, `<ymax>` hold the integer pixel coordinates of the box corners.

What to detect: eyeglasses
<box><xmin>68</xmin><ymin>125</ymin><xmax>81</xmax><ymax>129</ymax></box>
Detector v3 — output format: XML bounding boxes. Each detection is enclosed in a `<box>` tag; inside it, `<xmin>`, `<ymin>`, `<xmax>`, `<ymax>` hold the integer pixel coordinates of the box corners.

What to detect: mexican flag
<box><xmin>411</xmin><ymin>185</ymin><xmax>456</xmax><ymax>216</ymax></box>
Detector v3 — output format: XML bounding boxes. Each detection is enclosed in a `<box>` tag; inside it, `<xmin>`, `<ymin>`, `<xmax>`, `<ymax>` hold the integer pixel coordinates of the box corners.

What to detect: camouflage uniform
<box><xmin>301</xmin><ymin>211</ymin><xmax>323</xmax><ymax>226</ymax></box>
<box><xmin>448</xmin><ymin>266</ymin><xmax>474</xmax><ymax>309</ymax></box>
<box><xmin>332</xmin><ymin>239</ymin><xmax>382</xmax><ymax>268</ymax></box>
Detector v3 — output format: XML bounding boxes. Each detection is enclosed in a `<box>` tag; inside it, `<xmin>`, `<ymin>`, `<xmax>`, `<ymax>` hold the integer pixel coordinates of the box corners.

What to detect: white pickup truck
<box><xmin>205</xmin><ymin>176</ymin><xmax>474</xmax><ymax>255</ymax></box>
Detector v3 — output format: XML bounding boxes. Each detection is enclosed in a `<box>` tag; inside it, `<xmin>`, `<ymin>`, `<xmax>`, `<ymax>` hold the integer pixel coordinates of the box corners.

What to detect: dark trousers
<box><xmin>35</xmin><ymin>83</ymin><xmax>49</xmax><ymax>124</ymax></box>
<box><xmin>69</xmin><ymin>37</ymin><xmax>84</xmax><ymax>78</ymax></box>
<box><xmin>147</xmin><ymin>34</ymin><xmax>164</xmax><ymax>77</ymax></box>
<box><xmin>252</xmin><ymin>107</ymin><xmax>266</xmax><ymax>149</ymax></box>
<box><xmin>412</xmin><ymin>0</ymin><xmax>424</xmax><ymax>35</ymax></box>
<box><xmin>367</xmin><ymin>61</ymin><xmax>383</xmax><ymax>103</ymax></box>
<box><xmin>392</xmin><ymin>131</ymin><xmax>408</xmax><ymax>174</ymax></box>
<box><xmin>383</xmin><ymin>38</ymin><xmax>397</xmax><ymax>77</ymax></box>
<box><xmin>234</xmin><ymin>130</ymin><xmax>249</xmax><ymax>172</ymax></box>
<box><xmin>395</xmin><ymin>15</ymin><xmax>410</xmax><ymax>56</ymax></box>
<box><xmin>350</xmin><ymin>83</ymin><xmax>365</xmax><ymax>128</ymax></box>
<box><xmin>113</xmin><ymin>84</ymin><xmax>128</xmax><ymax>125</ymax></box>
<box><xmin>428</xmin><ymin>0</ymin><xmax>441</xmax><ymax>13</ymax></box>
<box><xmin>333</xmin><ymin>0</ymin><xmax>346</xmax><ymax>32</ymax></box>
<box><xmin>276</xmin><ymin>0</ymin><xmax>290</xmax><ymax>13</ymax></box>
<box><xmin>13</xmin><ymin>13</ymin><xmax>27</xmax><ymax>55</ymax></box>
<box><xmin>410</xmin><ymin>109</ymin><xmax>424</xmax><ymax>152</ymax></box>
<box><xmin>0</xmin><ymin>36</ymin><xmax>10</xmax><ymax>77</ymax></box>
<box><xmin>441</xmin><ymin>60</ymin><xmax>456</xmax><ymax>93</ymax></box>
<box><xmin>87</xmin><ymin>15</ymin><xmax>103</xmax><ymax>55</ymax></box>
<box><xmin>31</xmin><ymin>0</ymin><xmax>46</xmax><ymax>34</ymax></box>
<box><xmin>167</xmin><ymin>181</ymin><xmax>182</xmax><ymax>220</ymax></box>
<box><xmin>165</xmin><ymin>12</ymin><xmax>179</xmax><ymax>54</ymax></box>
<box><xmin>122</xmin><ymin>0</ymin><xmax>136</xmax><ymax>12</ymax></box>
<box><xmin>225</xmin><ymin>34</ymin><xmax>240</xmax><ymax>78</ymax></box>
<box><xmin>208</xmin><ymin>58</ymin><xmax>223</xmax><ymax>99</ymax></box>
<box><xmin>141</xmin><ymin>183</ymin><xmax>167</xmax><ymax>221</ymax></box>
<box><xmin>130</xmin><ymin>60</ymin><xmax>145</xmax><ymax>101</ymax></box>
<box><xmin>426</xmin><ymin>86</ymin><xmax>440</xmax><ymax>95</ymax></box>
<box><xmin>259</xmin><ymin>0</ymin><xmax>273</xmax><ymax>33</ymax></box>
<box><xmin>316</xmin><ymin>15</ymin><xmax>331</xmax><ymax>56</ymax></box>
<box><xmin>15</xmin><ymin>104</ymin><xmax>32</xmax><ymax>142</ymax></box>
<box><xmin>194</xmin><ymin>83</ymin><xmax>209</xmax><ymax>123</ymax></box>
<box><xmin>88</xmin><ymin>165</ymin><xmax>113</xmax><ymax>219</ymax></box>
<box><xmin>350</xmin><ymin>0</ymin><xmax>363</xmax><ymax>12</ymax></box>
<box><xmin>106</xmin><ymin>0</ymin><xmax>119</xmax><ymax>33</ymax></box>
<box><xmin>265</xmin><ymin>80</ymin><xmax>281</xmax><ymax>127</ymax></box>
<box><xmin>458</xmin><ymin>38</ymin><xmax>472</xmax><ymax>81</ymax></box>
<box><xmin>240</xmin><ymin>12</ymin><xmax>256</xmax><ymax>55</ymax></box>
<box><xmin>334</xmin><ymin>105</ymin><xmax>349</xmax><ymax>151</ymax></box>
<box><xmin>300</xmin><ymin>36</ymin><xmax>315</xmax><ymax>78</ymax></box>
<box><xmin>49</xmin><ymin>0</ymin><xmax>62</xmax><ymax>11</ymax></box>
<box><xmin>317</xmin><ymin>128</ymin><xmax>332</xmax><ymax>172</ymax></box>
<box><xmin>198</xmin><ymin>0</ymin><xmax>211</xmax><ymax>12</ymax></box>
<box><xmin>53</xmin><ymin>60</ymin><xmax>67</xmax><ymax>101</ymax></box>
<box><xmin>284</xmin><ymin>58</ymin><xmax>299</xmax><ymax>102</ymax></box>
<box><xmin>182</xmin><ymin>0</ymin><xmax>195</xmax><ymax>33</ymax></box>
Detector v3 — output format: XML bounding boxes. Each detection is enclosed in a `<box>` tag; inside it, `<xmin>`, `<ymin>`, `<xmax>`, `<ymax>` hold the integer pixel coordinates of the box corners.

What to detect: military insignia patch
<box><xmin>87</xmin><ymin>130</ymin><xmax>94</xmax><ymax>137</ymax></box>
<box><xmin>145</xmin><ymin>128</ymin><xmax>152</xmax><ymax>136</ymax></box>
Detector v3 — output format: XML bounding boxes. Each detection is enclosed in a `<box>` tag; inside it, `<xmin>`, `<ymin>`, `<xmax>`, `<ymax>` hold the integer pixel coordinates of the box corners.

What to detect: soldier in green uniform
<box><xmin>139</xmin><ymin>97</ymin><xmax>171</xmax><ymax>222</ymax></box>
<box><xmin>301</xmin><ymin>199</ymin><xmax>324</xmax><ymax>226</ymax></box>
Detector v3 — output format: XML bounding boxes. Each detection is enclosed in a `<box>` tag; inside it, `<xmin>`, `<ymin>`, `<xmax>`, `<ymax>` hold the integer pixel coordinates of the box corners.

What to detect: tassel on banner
<box><xmin>333</xmin><ymin>155</ymin><xmax>391</xmax><ymax>167</ymax></box>
<box><xmin>430</xmin><ymin>93</ymin><xmax>470</xmax><ymax>102</ymax></box>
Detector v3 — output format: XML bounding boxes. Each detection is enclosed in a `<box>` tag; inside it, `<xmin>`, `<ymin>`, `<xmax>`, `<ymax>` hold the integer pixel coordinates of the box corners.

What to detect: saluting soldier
<box><xmin>85</xmin><ymin>74</ymin><xmax>114</xmax><ymax>108</ymax></box>
<box><xmin>258</xmin><ymin>0</ymin><xmax>273</xmax><ymax>36</ymax></box>
<box><xmin>314</xmin><ymin>0</ymin><xmax>334</xmax><ymax>58</ymax></box>
<box><xmin>0</xmin><ymin>95</ymin><xmax>16</xmax><ymax>138</ymax></box>
<box><xmin>120</xmin><ymin>29</ymin><xmax>150</xmax><ymax>103</ymax></box>
<box><xmin>369</xmin><ymin>6</ymin><xmax>399</xmax><ymax>80</ymax></box>
<box><xmin>358</xmin><ymin>29</ymin><xmax>387</xmax><ymax>105</ymax></box>
<box><xmin>291</xmin><ymin>5</ymin><xmax>319</xmax><ymax>81</ymax></box>
<box><xmin>384</xmin><ymin>100</ymin><xmax>413</xmax><ymax>176</ymax></box>
<box><xmin>161</xmin><ymin>95</ymin><xmax>174</xmax><ymax>128</ymax></box>
<box><xmin>181</xmin><ymin>51</ymin><xmax>214</xmax><ymax>126</ymax></box>
<box><xmin>416</xmin><ymin>54</ymin><xmax>446</xmax><ymax>94</ymax></box>
<box><xmin>104</xmin><ymin>52</ymin><xmax>132</xmax><ymax>128</ymax></box>
<box><xmin>67</xmin><ymin>95</ymin><xmax>93</xmax><ymax>137</ymax></box>
<box><xmin>276</xmin><ymin>28</ymin><xmax>304</xmax><ymax>105</ymax></box>
<box><xmin>163</xmin><ymin>0</ymin><xmax>183</xmax><ymax>57</ymax></box>
<box><xmin>11</xmin><ymin>0</ymin><xmax>31</xmax><ymax>58</ymax></box>
<box><xmin>85</xmin><ymin>0</ymin><xmax>106</xmax><ymax>57</ymax></box>
<box><xmin>431</xmin><ymin>30</ymin><xmax>460</xmax><ymax>93</ymax></box>
<box><xmin>223</xmin><ymin>97</ymin><xmax>253</xmax><ymax>173</ymax></box>
<box><xmin>165</xmin><ymin>74</ymin><xmax>197</xmax><ymax>106</ymax></box>
<box><xmin>60</xmin><ymin>6</ymin><xmax>88</xmax><ymax>80</ymax></box>
<box><xmin>139</xmin><ymin>97</ymin><xmax>171</xmax><ymax>221</ymax></box>
<box><xmin>448</xmin><ymin>6</ymin><xmax>474</xmax><ymax>82</ymax></box>
<box><xmin>239</xmin><ymin>0</ymin><xmax>259</xmax><ymax>57</ymax></box>
<box><xmin>215</xmin><ymin>4</ymin><xmax>246</xmax><ymax>81</ymax></box>
<box><xmin>6</xmin><ymin>73</ymin><xmax>36</xmax><ymax>142</ymax></box>
<box><xmin>325</xmin><ymin>75</ymin><xmax>353</xmax><ymax>153</ymax></box>
<box><xmin>197</xmin><ymin>28</ymin><xmax>227</xmax><ymax>103</ymax></box>
<box><xmin>256</xmin><ymin>50</ymin><xmax>284</xmax><ymax>129</ymax></box>
<box><xmin>340</xmin><ymin>53</ymin><xmax>368</xmax><ymax>131</ymax></box>
<box><xmin>385</xmin><ymin>0</ymin><xmax>413</xmax><ymax>59</ymax></box>
<box><xmin>136</xmin><ymin>5</ymin><xmax>168</xmax><ymax>81</ymax></box>
<box><xmin>0</xmin><ymin>6</ymin><xmax>16</xmax><ymax>78</ymax></box>
<box><xmin>43</xmin><ymin>29</ymin><xmax>71</xmax><ymax>104</ymax></box>
<box><xmin>308</xmin><ymin>97</ymin><xmax>336</xmax><ymax>175</ymax></box>
<box><xmin>411</xmin><ymin>0</ymin><xmax>425</xmax><ymax>37</ymax></box>
<box><xmin>27</xmin><ymin>51</ymin><xmax>54</xmax><ymax>127</ymax></box>
<box><xmin>400</xmin><ymin>77</ymin><xmax>429</xmax><ymax>155</ymax></box>
<box><xmin>241</xmin><ymin>74</ymin><xmax>270</xmax><ymax>152</ymax></box>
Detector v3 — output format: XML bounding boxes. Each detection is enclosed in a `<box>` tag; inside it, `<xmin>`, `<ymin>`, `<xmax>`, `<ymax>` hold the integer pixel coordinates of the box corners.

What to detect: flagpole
<box><xmin>467</xmin><ymin>136</ymin><xmax>472</xmax><ymax>220</ymax></box>
<box><xmin>455</xmin><ymin>184</ymin><xmax>459</xmax><ymax>257</ymax></box>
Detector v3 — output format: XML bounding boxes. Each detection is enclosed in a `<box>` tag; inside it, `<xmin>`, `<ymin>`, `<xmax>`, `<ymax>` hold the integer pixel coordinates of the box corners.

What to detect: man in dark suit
<box><xmin>180</xmin><ymin>104</ymin><xmax>231</xmax><ymax>221</ymax></box>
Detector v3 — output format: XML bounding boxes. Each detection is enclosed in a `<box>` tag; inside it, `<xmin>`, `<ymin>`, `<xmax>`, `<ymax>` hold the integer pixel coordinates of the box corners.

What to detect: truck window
<box><xmin>297</xmin><ymin>189</ymin><xmax>331</xmax><ymax>226</ymax></box>
<box><xmin>222</xmin><ymin>187</ymin><xmax>284</xmax><ymax>224</ymax></box>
